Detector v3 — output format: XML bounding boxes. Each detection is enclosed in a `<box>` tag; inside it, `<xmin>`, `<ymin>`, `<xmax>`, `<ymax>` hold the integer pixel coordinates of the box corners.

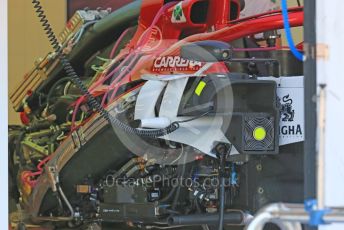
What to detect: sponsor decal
<box><xmin>259</xmin><ymin>76</ymin><xmax>305</xmax><ymax>145</ymax></box>
<box><xmin>152</xmin><ymin>56</ymin><xmax>203</xmax><ymax>72</ymax></box>
<box><xmin>141</xmin><ymin>26</ymin><xmax>162</xmax><ymax>52</ymax></box>
<box><xmin>278</xmin><ymin>92</ymin><xmax>304</xmax><ymax>140</ymax></box>
<box><xmin>280</xmin><ymin>125</ymin><xmax>303</xmax><ymax>136</ymax></box>
<box><xmin>171</xmin><ymin>2</ymin><xmax>186</xmax><ymax>23</ymax></box>
<box><xmin>280</xmin><ymin>94</ymin><xmax>295</xmax><ymax>122</ymax></box>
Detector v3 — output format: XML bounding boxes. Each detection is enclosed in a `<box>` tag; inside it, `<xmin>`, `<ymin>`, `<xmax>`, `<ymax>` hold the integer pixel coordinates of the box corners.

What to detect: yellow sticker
<box><xmin>195</xmin><ymin>81</ymin><xmax>206</xmax><ymax>96</ymax></box>
<box><xmin>253</xmin><ymin>126</ymin><xmax>267</xmax><ymax>141</ymax></box>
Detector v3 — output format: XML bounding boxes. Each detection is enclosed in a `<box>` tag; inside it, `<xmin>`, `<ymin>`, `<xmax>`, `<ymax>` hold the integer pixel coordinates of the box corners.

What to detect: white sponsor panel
<box><xmin>259</xmin><ymin>76</ymin><xmax>305</xmax><ymax>145</ymax></box>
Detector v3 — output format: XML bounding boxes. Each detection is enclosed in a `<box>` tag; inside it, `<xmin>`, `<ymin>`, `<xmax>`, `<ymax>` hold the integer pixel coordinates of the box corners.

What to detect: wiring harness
<box><xmin>32</xmin><ymin>0</ymin><xmax>180</xmax><ymax>138</ymax></box>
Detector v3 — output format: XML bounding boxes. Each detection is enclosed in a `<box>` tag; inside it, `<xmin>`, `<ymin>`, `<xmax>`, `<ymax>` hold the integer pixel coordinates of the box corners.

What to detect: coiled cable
<box><xmin>32</xmin><ymin>0</ymin><xmax>180</xmax><ymax>138</ymax></box>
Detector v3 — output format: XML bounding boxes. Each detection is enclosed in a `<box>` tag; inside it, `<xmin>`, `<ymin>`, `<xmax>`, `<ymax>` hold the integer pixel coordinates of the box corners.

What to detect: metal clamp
<box><xmin>304</xmin><ymin>199</ymin><xmax>332</xmax><ymax>226</ymax></box>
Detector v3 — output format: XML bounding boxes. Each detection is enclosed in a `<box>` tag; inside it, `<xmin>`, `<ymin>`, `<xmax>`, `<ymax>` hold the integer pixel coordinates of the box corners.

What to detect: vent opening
<box><xmin>230</xmin><ymin>2</ymin><xmax>240</xmax><ymax>20</ymax></box>
<box><xmin>190</xmin><ymin>1</ymin><xmax>209</xmax><ymax>24</ymax></box>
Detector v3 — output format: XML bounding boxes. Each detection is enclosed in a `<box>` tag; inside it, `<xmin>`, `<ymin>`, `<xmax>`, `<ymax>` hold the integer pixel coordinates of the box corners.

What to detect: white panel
<box><xmin>158</xmin><ymin>78</ymin><xmax>231</xmax><ymax>158</ymax></box>
<box><xmin>321</xmin><ymin>224</ymin><xmax>344</xmax><ymax>230</ymax></box>
<box><xmin>259</xmin><ymin>76</ymin><xmax>305</xmax><ymax>145</ymax></box>
<box><xmin>134</xmin><ymin>80</ymin><xmax>167</xmax><ymax>120</ymax></box>
<box><xmin>277</xmin><ymin>77</ymin><xmax>305</xmax><ymax>145</ymax></box>
<box><xmin>159</xmin><ymin>77</ymin><xmax>189</xmax><ymax>118</ymax></box>
<box><xmin>317</xmin><ymin>0</ymin><xmax>344</xmax><ymax>229</ymax></box>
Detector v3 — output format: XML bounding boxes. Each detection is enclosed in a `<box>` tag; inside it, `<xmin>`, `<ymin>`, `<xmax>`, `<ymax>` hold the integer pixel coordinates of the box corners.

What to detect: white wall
<box><xmin>317</xmin><ymin>0</ymin><xmax>344</xmax><ymax>229</ymax></box>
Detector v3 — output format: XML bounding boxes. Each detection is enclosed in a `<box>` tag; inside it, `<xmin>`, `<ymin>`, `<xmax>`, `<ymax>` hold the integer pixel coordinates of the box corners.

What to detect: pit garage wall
<box><xmin>317</xmin><ymin>0</ymin><xmax>344</xmax><ymax>229</ymax></box>
<box><xmin>8</xmin><ymin>0</ymin><xmax>67</xmax><ymax>125</ymax></box>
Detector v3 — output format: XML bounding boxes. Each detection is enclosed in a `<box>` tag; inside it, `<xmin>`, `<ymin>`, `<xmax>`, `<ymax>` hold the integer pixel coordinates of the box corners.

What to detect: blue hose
<box><xmin>281</xmin><ymin>0</ymin><xmax>304</xmax><ymax>61</ymax></box>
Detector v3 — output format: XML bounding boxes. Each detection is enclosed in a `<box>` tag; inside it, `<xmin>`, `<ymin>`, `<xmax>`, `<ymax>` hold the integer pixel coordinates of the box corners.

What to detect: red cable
<box><xmin>109</xmin><ymin>28</ymin><xmax>131</xmax><ymax>59</ymax></box>
<box><xmin>21</xmin><ymin>155</ymin><xmax>52</xmax><ymax>187</ymax></box>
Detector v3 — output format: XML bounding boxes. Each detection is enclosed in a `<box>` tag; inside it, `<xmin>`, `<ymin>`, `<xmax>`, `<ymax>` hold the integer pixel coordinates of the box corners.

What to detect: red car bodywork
<box><xmin>87</xmin><ymin>0</ymin><xmax>303</xmax><ymax>104</ymax></box>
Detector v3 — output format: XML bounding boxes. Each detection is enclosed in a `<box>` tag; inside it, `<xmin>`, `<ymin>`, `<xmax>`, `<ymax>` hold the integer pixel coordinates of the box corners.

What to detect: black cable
<box><xmin>297</xmin><ymin>0</ymin><xmax>301</xmax><ymax>7</ymax></box>
<box><xmin>218</xmin><ymin>177</ymin><xmax>225</xmax><ymax>230</ymax></box>
<box><xmin>177</xmin><ymin>109</ymin><xmax>212</xmax><ymax>124</ymax></box>
<box><xmin>46</xmin><ymin>77</ymin><xmax>73</xmax><ymax>106</ymax></box>
<box><xmin>16</xmin><ymin>131</ymin><xmax>27</xmax><ymax>166</ymax></box>
<box><xmin>171</xmin><ymin>152</ymin><xmax>187</xmax><ymax>210</ymax></box>
<box><xmin>216</xmin><ymin>144</ymin><xmax>231</xmax><ymax>230</ymax></box>
<box><xmin>32</xmin><ymin>0</ymin><xmax>180</xmax><ymax>138</ymax></box>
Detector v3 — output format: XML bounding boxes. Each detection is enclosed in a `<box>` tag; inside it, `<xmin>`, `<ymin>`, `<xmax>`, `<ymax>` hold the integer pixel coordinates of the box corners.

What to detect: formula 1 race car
<box><xmin>9</xmin><ymin>0</ymin><xmax>305</xmax><ymax>229</ymax></box>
